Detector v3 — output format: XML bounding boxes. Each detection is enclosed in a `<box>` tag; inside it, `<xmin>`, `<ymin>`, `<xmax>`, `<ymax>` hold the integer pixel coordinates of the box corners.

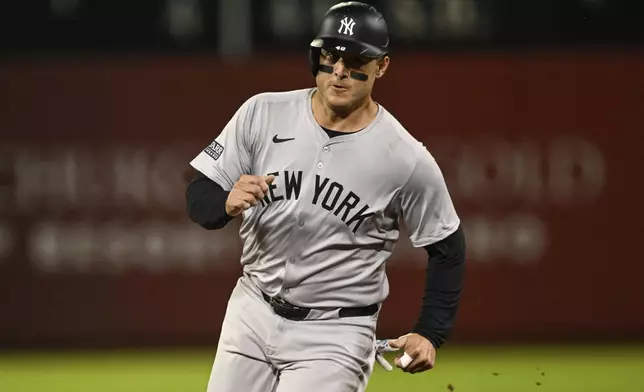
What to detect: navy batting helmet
<box><xmin>309</xmin><ymin>2</ymin><xmax>389</xmax><ymax>79</ymax></box>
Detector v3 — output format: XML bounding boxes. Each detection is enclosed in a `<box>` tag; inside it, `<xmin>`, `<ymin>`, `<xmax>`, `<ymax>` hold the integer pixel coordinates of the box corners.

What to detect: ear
<box><xmin>375</xmin><ymin>56</ymin><xmax>390</xmax><ymax>79</ymax></box>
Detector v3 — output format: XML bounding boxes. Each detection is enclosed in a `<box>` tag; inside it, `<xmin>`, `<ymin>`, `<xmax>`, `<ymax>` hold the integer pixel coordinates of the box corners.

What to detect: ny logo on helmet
<box><xmin>338</xmin><ymin>17</ymin><xmax>356</xmax><ymax>35</ymax></box>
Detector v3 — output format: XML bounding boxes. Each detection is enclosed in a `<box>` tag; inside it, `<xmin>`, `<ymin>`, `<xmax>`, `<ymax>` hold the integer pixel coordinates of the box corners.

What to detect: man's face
<box><xmin>315</xmin><ymin>48</ymin><xmax>389</xmax><ymax>112</ymax></box>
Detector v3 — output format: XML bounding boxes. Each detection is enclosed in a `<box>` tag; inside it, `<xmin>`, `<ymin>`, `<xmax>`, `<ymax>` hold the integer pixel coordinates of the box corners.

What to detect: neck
<box><xmin>312</xmin><ymin>90</ymin><xmax>377</xmax><ymax>132</ymax></box>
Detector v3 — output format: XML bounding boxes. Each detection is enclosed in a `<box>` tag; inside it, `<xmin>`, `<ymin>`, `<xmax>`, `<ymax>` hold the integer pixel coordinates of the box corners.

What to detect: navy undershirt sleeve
<box><xmin>185</xmin><ymin>170</ymin><xmax>233</xmax><ymax>230</ymax></box>
<box><xmin>412</xmin><ymin>225</ymin><xmax>466</xmax><ymax>348</ymax></box>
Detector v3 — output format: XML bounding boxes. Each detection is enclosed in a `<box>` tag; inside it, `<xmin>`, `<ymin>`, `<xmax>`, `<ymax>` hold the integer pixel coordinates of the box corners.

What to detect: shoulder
<box><xmin>375</xmin><ymin>110</ymin><xmax>451</xmax><ymax>203</ymax></box>
<box><xmin>377</xmin><ymin>106</ymin><xmax>438</xmax><ymax>169</ymax></box>
<box><xmin>236</xmin><ymin>88</ymin><xmax>313</xmax><ymax>145</ymax></box>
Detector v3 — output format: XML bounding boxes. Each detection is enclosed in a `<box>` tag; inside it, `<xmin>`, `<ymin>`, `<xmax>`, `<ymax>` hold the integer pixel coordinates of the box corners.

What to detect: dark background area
<box><xmin>1</xmin><ymin>0</ymin><xmax>643</xmax><ymax>350</ymax></box>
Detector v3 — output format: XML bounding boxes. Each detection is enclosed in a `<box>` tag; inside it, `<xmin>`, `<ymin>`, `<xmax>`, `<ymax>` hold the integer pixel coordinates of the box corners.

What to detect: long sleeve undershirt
<box><xmin>414</xmin><ymin>226</ymin><xmax>466</xmax><ymax>348</ymax></box>
<box><xmin>185</xmin><ymin>171</ymin><xmax>233</xmax><ymax>230</ymax></box>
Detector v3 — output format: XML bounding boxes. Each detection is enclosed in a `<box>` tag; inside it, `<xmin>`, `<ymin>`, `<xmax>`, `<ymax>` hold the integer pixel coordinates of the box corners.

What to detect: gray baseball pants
<box><xmin>206</xmin><ymin>275</ymin><xmax>379</xmax><ymax>392</ymax></box>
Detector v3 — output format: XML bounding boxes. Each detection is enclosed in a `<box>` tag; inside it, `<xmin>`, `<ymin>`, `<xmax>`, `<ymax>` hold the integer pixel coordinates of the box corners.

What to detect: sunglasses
<box><xmin>320</xmin><ymin>48</ymin><xmax>375</xmax><ymax>70</ymax></box>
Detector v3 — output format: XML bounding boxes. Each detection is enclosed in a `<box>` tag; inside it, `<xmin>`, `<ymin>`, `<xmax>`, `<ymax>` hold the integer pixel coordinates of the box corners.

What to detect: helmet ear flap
<box><xmin>309</xmin><ymin>47</ymin><xmax>322</xmax><ymax>77</ymax></box>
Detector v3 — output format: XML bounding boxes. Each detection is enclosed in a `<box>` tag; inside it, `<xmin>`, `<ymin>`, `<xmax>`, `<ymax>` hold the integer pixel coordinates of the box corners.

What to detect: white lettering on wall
<box><xmin>0</xmin><ymin>136</ymin><xmax>607</xmax><ymax>273</ymax></box>
<box><xmin>435</xmin><ymin>136</ymin><xmax>606</xmax><ymax>206</ymax></box>
<box><xmin>29</xmin><ymin>221</ymin><xmax>242</xmax><ymax>274</ymax></box>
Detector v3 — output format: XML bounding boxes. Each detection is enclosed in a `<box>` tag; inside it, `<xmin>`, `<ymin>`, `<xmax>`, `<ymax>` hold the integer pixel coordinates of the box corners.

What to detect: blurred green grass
<box><xmin>1</xmin><ymin>345</ymin><xmax>643</xmax><ymax>392</ymax></box>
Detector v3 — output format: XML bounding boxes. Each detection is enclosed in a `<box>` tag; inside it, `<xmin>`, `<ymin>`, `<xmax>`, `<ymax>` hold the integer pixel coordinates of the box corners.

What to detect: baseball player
<box><xmin>186</xmin><ymin>2</ymin><xmax>466</xmax><ymax>391</ymax></box>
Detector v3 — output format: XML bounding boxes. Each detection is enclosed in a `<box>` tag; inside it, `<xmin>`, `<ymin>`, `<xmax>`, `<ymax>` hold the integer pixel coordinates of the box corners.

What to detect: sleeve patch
<box><xmin>204</xmin><ymin>141</ymin><xmax>224</xmax><ymax>161</ymax></box>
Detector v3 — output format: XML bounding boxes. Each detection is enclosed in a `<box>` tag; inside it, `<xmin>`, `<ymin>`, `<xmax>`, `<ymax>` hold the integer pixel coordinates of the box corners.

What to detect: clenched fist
<box><xmin>225</xmin><ymin>174</ymin><xmax>276</xmax><ymax>217</ymax></box>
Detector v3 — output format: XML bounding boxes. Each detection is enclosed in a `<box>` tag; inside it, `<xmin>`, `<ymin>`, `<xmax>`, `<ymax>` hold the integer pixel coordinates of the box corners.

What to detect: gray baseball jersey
<box><xmin>190</xmin><ymin>88</ymin><xmax>459</xmax><ymax>308</ymax></box>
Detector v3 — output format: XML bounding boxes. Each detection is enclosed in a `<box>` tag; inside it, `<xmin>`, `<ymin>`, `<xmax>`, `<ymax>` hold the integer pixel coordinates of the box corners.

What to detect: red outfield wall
<box><xmin>0</xmin><ymin>50</ymin><xmax>643</xmax><ymax>347</ymax></box>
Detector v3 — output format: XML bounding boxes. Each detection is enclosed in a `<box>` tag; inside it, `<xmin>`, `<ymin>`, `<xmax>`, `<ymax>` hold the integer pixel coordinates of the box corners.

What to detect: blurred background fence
<box><xmin>1</xmin><ymin>0</ymin><xmax>643</xmax><ymax>350</ymax></box>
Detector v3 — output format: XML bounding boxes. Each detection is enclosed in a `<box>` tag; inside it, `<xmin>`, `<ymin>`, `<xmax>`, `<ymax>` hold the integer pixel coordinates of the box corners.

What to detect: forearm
<box><xmin>413</xmin><ymin>225</ymin><xmax>466</xmax><ymax>348</ymax></box>
<box><xmin>185</xmin><ymin>170</ymin><xmax>234</xmax><ymax>230</ymax></box>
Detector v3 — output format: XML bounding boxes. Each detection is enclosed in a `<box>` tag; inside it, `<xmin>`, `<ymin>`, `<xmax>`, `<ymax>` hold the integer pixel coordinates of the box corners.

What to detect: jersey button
<box><xmin>317</xmin><ymin>162</ymin><xmax>323</xmax><ymax>169</ymax></box>
<box><xmin>283</xmin><ymin>289</ymin><xmax>290</xmax><ymax>294</ymax></box>
<box><xmin>323</xmin><ymin>146</ymin><xmax>330</xmax><ymax>152</ymax></box>
<box><xmin>298</xmin><ymin>220</ymin><xmax>305</xmax><ymax>227</ymax></box>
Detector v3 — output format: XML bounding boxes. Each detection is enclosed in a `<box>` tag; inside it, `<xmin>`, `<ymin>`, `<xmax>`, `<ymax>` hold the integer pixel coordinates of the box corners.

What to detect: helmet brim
<box><xmin>310</xmin><ymin>37</ymin><xmax>387</xmax><ymax>59</ymax></box>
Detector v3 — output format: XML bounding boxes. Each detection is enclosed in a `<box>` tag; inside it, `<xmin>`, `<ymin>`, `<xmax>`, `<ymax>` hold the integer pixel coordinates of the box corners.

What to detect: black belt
<box><xmin>261</xmin><ymin>292</ymin><xmax>379</xmax><ymax>321</ymax></box>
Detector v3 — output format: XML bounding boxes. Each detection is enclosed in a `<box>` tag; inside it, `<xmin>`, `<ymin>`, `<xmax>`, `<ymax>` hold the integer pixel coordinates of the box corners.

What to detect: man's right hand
<box><xmin>225</xmin><ymin>174</ymin><xmax>276</xmax><ymax>217</ymax></box>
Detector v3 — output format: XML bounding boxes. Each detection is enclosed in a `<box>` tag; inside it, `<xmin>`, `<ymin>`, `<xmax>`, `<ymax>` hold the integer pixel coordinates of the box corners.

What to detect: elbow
<box><xmin>185</xmin><ymin>198</ymin><xmax>205</xmax><ymax>228</ymax></box>
<box><xmin>186</xmin><ymin>199</ymin><xmax>225</xmax><ymax>230</ymax></box>
<box><xmin>185</xmin><ymin>182</ymin><xmax>231</xmax><ymax>231</ymax></box>
<box><xmin>185</xmin><ymin>186</ymin><xmax>214</xmax><ymax>230</ymax></box>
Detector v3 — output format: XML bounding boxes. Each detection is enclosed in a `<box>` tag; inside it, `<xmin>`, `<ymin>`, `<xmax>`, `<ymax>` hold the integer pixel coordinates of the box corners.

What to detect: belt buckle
<box><xmin>271</xmin><ymin>296</ymin><xmax>287</xmax><ymax>306</ymax></box>
<box><xmin>269</xmin><ymin>297</ymin><xmax>308</xmax><ymax>321</ymax></box>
